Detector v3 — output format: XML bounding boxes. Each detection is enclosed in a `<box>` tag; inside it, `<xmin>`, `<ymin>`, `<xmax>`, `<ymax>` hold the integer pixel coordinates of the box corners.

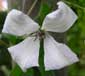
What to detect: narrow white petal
<box><xmin>44</xmin><ymin>33</ymin><xmax>79</xmax><ymax>71</ymax></box>
<box><xmin>2</xmin><ymin>9</ymin><xmax>40</xmax><ymax>36</ymax></box>
<box><xmin>42</xmin><ymin>1</ymin><xmax>78</xmax><ymax>32</ymax></box>
<box><xmin>8</xmin><ymin>37</ymin><xmax>40</xmax><ymax>72</ymax></box>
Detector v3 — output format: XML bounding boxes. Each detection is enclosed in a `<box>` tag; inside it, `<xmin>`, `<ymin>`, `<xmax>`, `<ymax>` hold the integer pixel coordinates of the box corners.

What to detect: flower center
<box><xmin>36</xmin><ymin>30</ymin><xmax>45</xmax><ymax>40</ymax></box>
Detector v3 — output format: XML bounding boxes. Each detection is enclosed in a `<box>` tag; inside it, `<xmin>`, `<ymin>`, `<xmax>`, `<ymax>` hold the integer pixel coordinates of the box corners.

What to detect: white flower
<box><xmin>2</xmin><ymin>1</ymin><xmax>79</xmax><ymax>72</ymax></box>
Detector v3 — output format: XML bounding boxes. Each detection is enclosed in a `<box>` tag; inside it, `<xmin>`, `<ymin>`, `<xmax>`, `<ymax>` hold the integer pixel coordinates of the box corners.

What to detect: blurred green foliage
<box><xmin>64</xmin><ymin>0</ymin><xmax>85</xmax><ymax>76</ymax></box>
<box><xmin>0</xmin><ymin>0</ymin><xmax>85</xmax><ymax>76</ymax></box>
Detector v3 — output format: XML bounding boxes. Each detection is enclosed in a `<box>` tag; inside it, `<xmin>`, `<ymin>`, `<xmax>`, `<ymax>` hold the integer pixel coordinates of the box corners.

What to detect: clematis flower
<box><xmin>2</xmin><ymin>1</ymin><xmax>79</xmax><ymax>72</ymax></box>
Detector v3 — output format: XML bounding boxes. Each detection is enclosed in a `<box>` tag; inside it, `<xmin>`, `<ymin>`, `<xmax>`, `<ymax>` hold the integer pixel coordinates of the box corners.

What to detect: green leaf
<box><xmin>10</xmin><ymin>65</ymin><xmax>23</xmax><ymax>76</ymax></box>
<box><xmin>1</xmin><ymin>33</ymin><xmax>23</xmax><ymax>45</ymax></box>
<box><xmin>10</xmin><ymin>64</ymin><xmax>34</xmax><ymax>76</ymax></box>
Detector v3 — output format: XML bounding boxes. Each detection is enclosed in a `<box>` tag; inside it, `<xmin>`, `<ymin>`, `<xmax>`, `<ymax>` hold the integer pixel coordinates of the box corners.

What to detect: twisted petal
<box><xmin>42</xmin><ymin>1</ymin><xmax>78</xmax><ymax>32</ymax></box>
<box><xmin>44</xmin><ymin>33</ymin><xmax>79</xmax><ymax>70</ymax></box>
<box><xmin>2</xmin><ymin>9</ymin><xmax>40</xmax><ymax>36</ymax></box>
<box><xmin>8</xmin><ymin>37</ymin><xmax>40</xmax><ymax>72</ymax></box>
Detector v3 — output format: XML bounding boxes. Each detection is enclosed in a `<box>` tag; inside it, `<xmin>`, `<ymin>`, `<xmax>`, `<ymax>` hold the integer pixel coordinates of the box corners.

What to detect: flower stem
<box><xmin>27</xmin><ymin>0</ymin><xmax>38</xmax><ymax>15</ymax></box>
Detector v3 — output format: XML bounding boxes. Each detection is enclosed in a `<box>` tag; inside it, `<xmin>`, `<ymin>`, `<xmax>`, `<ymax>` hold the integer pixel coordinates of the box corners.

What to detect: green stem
<box><xmin>39</xmin><ymin>39</ymin><xmax>46</xmax><ymax>76</ymax></box>
<box><xmin>39</xmin><ymin>39</ymin><xmax>56</xmax><ymax>76</ymax></box>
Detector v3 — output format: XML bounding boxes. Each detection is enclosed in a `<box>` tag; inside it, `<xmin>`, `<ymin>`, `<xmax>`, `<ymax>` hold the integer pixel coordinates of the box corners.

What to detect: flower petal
<box><xmin>42</xmin><ymin>1</ymin><xmax>78</xmax><ymax>32</ymax></box>
<box><xmin>8</xmin><ymin>37</ymin><xmax>40</xmax><ymax>72</ymax></box>
<box><xmin>2</xmin><ymin>9</ymin><xmax>40</xmax><ymax>36</ymax></box>
<box><xmin>44</xmin><ymin>33</ymin><xmax>79</xmax><ymax>71</ymax></box>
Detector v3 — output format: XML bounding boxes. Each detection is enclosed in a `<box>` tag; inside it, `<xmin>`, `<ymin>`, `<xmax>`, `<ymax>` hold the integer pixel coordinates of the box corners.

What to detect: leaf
<box><xmin>10</xmin><ymin>64</ymin><xmax>34</xmax><ymax>76</ymax></box>
<box><xmin>0</xmin><ymin>33</ymin><xmax>23</xmax><ymax>45</ymax></box>
<box><xmin>10</xmin><ymin>65</ymin><xmax>23</xmax><ymax>76</ymax></box>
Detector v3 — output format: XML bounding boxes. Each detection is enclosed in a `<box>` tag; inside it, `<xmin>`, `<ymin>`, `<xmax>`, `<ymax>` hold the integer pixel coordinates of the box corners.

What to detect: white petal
<box><xmin>2</xmin><ymin>9</ymin><xmax>40</xmax><ymax>36</ymax></box>
<box><xmin>42</xmin><ymin>1</ymin><xmax>78</xmax><ymax>32</ymax></box>
<box><xmin>8</xmin><ymin>37</ymin><xmax>40</xmax><ymax>72</ymax></box>
<box><xmin>44</xmin><ymin>33</ymin><xmax>79</xmax><ymax>71</ymax></box>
